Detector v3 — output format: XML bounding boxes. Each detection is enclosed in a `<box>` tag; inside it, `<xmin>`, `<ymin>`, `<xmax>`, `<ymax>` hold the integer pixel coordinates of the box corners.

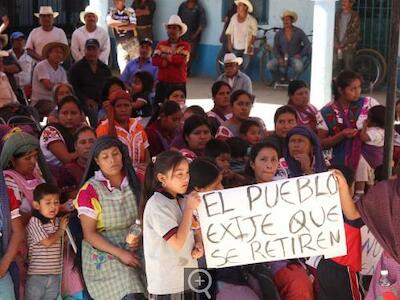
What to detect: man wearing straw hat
<box><xmin>25</xmin><ymin>6</ymin><xmax>68</xmax><ymax>61</ymax></box>
<box><xmin>31</xmin><ymin>42</ymin><xmax>69</xmax><ymax>107</ymax></box>
<box><xmin>267</xmin><ymin>10</ymin><xmax>311</xmax><ymax>83</ymax></box>
<box><xmin>71</xmin><ymin>5</ymin><xmax>111</xmax><ymax>65</ymax></box>
<box><xmin>153</xmin><ymin>15</ymin><xmax>190</xmax><ymax>105</ymax></box>
<box><xmin>216</xmin><ymin>52</ymin><xmax>252</xmax><ymax>94</ymax></box>
<box><xmin>225</xmin><ymin>0</ymin><xmax>257</xmax><ymax>73</ymax></box>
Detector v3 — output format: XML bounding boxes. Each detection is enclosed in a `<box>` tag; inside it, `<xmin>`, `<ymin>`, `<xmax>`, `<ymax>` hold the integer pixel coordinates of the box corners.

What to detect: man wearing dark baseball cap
<box><xmin>10</xmin><ymin>32</ymin><xmax>35</xmax><ymax>98</ymax></box>
<box><xmin>85</xmin><ymin>38</ymin><xmax>100</xmax><ymax>49</ymax></box>
<box><xmin>121</xmin><ymin>37</ymin><xmax>157</xmax><ymax>87</ymax></box>
<box><xmin>68</xmin><ymin>38</ymin><xmax>112</xmax><ymax>125</ymax></box>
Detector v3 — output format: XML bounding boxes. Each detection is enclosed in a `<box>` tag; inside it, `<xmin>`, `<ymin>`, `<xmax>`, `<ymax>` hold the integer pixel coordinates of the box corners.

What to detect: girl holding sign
<box><xmin>246</xmin><ymin>142</ymin><xmax>314</xmax><ymax>300</ymax></box>
<box><xmin>140</xmin><ymin>150</ymin><xmax>203</xmax><ymax>299</ymax></box>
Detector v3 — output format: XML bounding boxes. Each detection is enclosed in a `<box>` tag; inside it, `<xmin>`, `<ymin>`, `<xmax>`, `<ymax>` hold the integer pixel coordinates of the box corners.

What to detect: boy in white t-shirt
<box><xmin>356</xmin><ymin>105</ymin><xmax>385</xmax><ymax>193</ymax></box>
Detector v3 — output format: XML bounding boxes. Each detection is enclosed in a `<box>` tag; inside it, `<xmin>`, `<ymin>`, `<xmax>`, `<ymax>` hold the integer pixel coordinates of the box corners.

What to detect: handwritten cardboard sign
<box><xmin>198</xmin><ymin>171</ymin><xmax>347</xmax><ymax>268</ymax></box>
<box><xmin>361</xmin><ymin>226</ymin><xmax>383</xmax><ymax>275</ymax></box>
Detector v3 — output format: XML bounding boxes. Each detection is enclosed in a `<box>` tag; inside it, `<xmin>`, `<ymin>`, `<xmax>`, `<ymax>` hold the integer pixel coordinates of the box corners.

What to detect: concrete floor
<box><xmin>185</xmin><ymin>76</ymin><xmax>387</xmax><ymax>130</ymax></box>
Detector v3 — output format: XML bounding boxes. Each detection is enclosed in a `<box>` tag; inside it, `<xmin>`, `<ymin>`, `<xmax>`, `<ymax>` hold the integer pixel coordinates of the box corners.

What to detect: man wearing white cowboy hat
<box><xmin>216</xmin><ymin>53</ymin><xmax>252</xmax><ymax>94</ymax></box>
<box><xmin>153</xmin><ymin>15</ymin><xmax>190</xmax><ymax>105</ymax></box>
<box><xmin>267</xmin><ymin>10</ymin><xmax>311</xmax><ymax>83</ymax></box>
<box><xmin>225</xmin><ymin>0</ymin><xmax>257</xmax><ymax>73</ymax></box>
<box><xmin>107</xmin><ymin>0</ymin><xmax>139</xmax><ymax>72</ymax></box>
<box><xmin>26</xmin><ymin>6</ymin><xmax>67</xmax><ymax>61</ymax></box>
<box><xmin>71</xmin><ymin>5</ymin><xmax>111</xmax><ymax>65</ymax></box>
<box><xmin>31</xmin><ymin>42</ymin><xmax>68</xmax><ymax>107</ymax></box>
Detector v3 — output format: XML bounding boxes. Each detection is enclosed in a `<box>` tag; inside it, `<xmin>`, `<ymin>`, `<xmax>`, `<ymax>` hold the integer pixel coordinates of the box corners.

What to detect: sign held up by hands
<box><xmin>197</xmin><ymin>171</ymin><xmax>347</xmax><ymax>268</ymax></box>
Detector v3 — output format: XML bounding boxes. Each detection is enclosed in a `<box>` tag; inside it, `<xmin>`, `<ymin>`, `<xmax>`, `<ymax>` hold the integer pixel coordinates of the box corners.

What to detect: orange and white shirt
<box><xmin>96</xmin><ymin>118</ymin><xmax>149</xmax><ymax>165</ymax></box>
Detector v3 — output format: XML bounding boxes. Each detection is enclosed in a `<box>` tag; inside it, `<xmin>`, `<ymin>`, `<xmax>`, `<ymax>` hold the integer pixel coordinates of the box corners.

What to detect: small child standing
<box><xmin>239</xmin><ymin>119</ymin><xmax>262</xmax><ymax>146</ymax></box>
<box><xmin>141</xmin><ymin>150</ymin><xmax>203</xmax><ymax>298</ymax></box>
<box><xmin>131</xmin><ymin>70</ymin><xmax>154</xmax><ymax>118</ymax></box>
<box><xmin>355</xmin><ymin>105</ymin><xmax>385</xmax><ymax>194</ymax></box>
<box><xmin>25</xmin><ymin>183</ymin><xmax>69</xmax><ymax>300</ymax></box>
<box><xmin>205</xmin><ymin>139</ymin><xmax>247</xmax><ymax>188</ymax></box>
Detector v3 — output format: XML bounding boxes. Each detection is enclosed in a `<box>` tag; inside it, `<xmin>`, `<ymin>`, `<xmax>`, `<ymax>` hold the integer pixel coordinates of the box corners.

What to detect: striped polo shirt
<box><xmin>27</xmin><ymin>216</ymin><xmax>62</xmax><ymax>275</ymax></box>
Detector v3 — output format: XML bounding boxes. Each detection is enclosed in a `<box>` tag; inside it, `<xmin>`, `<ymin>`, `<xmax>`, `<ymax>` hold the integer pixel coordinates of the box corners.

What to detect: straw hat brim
<box><xmin>42</xmin><ymin>42</ymin><xmax>69</xmax><ymax>60</ymax></box>
<box><xmin>281</xmin><ymin>11</ymin><xmax>298</xmax><ymax>23</ymax></box>
<box><xmin>164</xmin><ymin>22</ymin><xmax>188</xmax><ymax>37</ymax></box>
<box><xmin>234</xmin><ymin>0</ymin><xmax>254</xmax><ymax>13</ymax></box>
<box><xmin>79</xmin><ymin>11</ymin><xmax>99</xmax><ymax>24</ymax></box>
<box><xmin>34</xmin><ymin>12</ymin><xmax>59</xmax><ymax>18</ymax></box>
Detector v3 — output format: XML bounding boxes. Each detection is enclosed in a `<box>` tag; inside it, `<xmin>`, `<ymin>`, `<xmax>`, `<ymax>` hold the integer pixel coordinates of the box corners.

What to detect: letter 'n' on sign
<box><xmin>197</xmin><ymin>171</ymin><xmax>347</xmax><ymax>268</ymax></box>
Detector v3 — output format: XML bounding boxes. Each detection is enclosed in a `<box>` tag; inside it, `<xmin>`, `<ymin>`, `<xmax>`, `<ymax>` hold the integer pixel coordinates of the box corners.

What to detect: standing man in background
<box><xmin>333</xmin><ymin>0</ymin><xmax>360</xmax><ymax>77</ymax></box>
<box><xmin>131</xmin><ymin>0</ymin><xmax>156</xmax><ymax>41</ymax></box>
<box><xmin>107</xmin><ymin>0</ymin><xmax>138</xmax><ymax>73</ymax></box>
<box><xmin>178</xmin><ymin>0</ymin><xmax>206</xmax><ymax>75</ymax></box>
<box><xmin>71</xmin><ymin>6</ymin><xmax>111</xmax><ymax>65</ymax></box>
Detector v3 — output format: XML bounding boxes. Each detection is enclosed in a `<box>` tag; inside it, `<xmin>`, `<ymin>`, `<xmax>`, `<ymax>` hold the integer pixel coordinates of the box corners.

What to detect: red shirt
<box><xmin>152</xmin><ymin>39</ymin><xmax>191</xmax><ymax>84</ymax></box>
<box><xmin>331</xmin><ymin>223</ymin><xmax>362</xmax><ymax>272</ymax></box>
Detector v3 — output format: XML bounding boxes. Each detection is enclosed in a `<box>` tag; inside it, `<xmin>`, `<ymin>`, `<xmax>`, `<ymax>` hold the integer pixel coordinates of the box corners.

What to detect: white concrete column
<box><xmin>89</xmin><ymin>0</ymin><xmax>109</xmax><ymax>29</ymax></box>
<box><xmin>309</xmin><ymin>0</ymin><xmax>337</xmax><ymax>109</ymax></box>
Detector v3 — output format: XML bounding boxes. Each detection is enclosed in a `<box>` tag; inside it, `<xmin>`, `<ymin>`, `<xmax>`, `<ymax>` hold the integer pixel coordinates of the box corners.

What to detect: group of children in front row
<box><xmin>25</xmin><ymin>137</ymin><xmax>388</xmax><ymax>300</ymax></box>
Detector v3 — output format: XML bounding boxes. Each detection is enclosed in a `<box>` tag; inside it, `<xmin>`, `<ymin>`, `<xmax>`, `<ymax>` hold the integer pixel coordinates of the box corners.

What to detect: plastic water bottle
<box><xmin>379</xmin><ymin>270</ymin><xmax>392</xmax><ymax>287</ymax></box>
<box><xmin>126</xmin><ymin>219</ymin><xmax>142</xmax><ymax>246</ymax></box>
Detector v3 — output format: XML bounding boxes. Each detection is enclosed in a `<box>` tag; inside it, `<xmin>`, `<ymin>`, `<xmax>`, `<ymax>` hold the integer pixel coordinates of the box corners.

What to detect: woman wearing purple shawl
<box><xmin>283</xmin><ymin>125</ymin><xmax>327</xmax><ymax>177</ymax></box>
<box><xmin>336</xmin><ymin>172</ymin><xmax>400</xmax><ymax>299</ymax></box>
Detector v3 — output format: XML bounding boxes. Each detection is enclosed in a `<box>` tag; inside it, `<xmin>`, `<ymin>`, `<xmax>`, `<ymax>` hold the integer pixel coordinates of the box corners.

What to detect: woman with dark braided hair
<box><xmin>74</xmin><ymin>136</ymin><xmax>146</xmax><ymax>300</ymax></box>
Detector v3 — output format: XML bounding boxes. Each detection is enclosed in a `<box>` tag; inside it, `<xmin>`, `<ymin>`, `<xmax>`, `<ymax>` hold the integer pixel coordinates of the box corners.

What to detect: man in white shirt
<box><xmin>225</xmin><ymin>0</ymin><xmax>257</xmax><ymax>73</ymax></box>
<box><xmin>10</xmin><ymin>32</ymin><xmax>36</xmax><ymax>97</ymax></box>
<box><xmin>31</xmin><ymin>42</ymin><xmax>69</xmax><ymax>107</ymax></box>
<box><xmin>25</xmin><ymin>6</ymin><xmax>68</xmax><ymax>61</ymax></box>
<box><xmin>71</xmin><ymin>6</ymin><xmax>111</xmax><ymax>65</ymax></box>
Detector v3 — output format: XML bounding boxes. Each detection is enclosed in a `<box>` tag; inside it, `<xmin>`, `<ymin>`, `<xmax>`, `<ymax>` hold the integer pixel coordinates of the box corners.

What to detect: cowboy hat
<box><xmin>221</xmin><ymin>53</ymin><xmax>243</xmax><ymax>65</ymax></box>
<box><xmin>34</xmin><ymin>6</ymin><xmax>59</xmax><ymax>18</ymax></box>
<box><xmin>0</xmin><ymin>34</ymin><xmax>7</xmax><ymax>48</ymax></box>
<box><xmin>281</xmin><ymin>10</ymin><xmax>298</xmax><ymax>23</ymax></box>
<box><xmin>41</xmin><ymin>42</ymin><xmax>69</xmax><ymax>60</ymax></box>
<box><xmin>80</xmin><ymin>6</ymin><xmax>100</xmax><ymax>24</ymax></box>
<box><xmin>164</xmin><ymin>15</ymin><xmax>188</xmax><ymax>37</ymax></box>
<box><xmin>234</xmin><ymin>0</ymin><xmax>253</xmax><ymax>13</ymax></box>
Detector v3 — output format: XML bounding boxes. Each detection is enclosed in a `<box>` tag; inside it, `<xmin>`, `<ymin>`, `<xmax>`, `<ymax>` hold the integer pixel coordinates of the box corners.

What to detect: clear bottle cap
<box><xmin>381</xmin><ymin>270</ymin><xmax>389</xmax><ymax>276</ymax></box>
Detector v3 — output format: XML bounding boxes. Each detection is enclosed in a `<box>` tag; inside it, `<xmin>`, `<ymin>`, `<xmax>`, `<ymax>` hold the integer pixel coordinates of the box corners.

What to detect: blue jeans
<box><xmin>267</xmin><ymin>56</ymin><xmax>306</xmax><ymax>80</ymax></box>
<box><xmin>25</xmin><ymin>274</ymin><xmax>60</xmax><ymax>300</ymax></box>
<box><xmin>0</xmin><ymin>272</ymin><xmax>16</xmax><ymax>300</ymax></box>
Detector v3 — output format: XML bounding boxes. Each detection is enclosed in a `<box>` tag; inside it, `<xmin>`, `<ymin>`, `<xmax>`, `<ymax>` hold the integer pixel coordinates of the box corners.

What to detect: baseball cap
<box><xmin>85</xmin><ymin>38</ymin><xmax>100</xmax><ymax>48</ymax></box>
<box><xmin>140</xmin><ymin>38</ymin><xmax>153</xmax><ymax>46</ymax></box>
<box><xmin>11</xmin><ymin>32</ymin><xmax>25</xmax><ymax>41</ymax></box>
